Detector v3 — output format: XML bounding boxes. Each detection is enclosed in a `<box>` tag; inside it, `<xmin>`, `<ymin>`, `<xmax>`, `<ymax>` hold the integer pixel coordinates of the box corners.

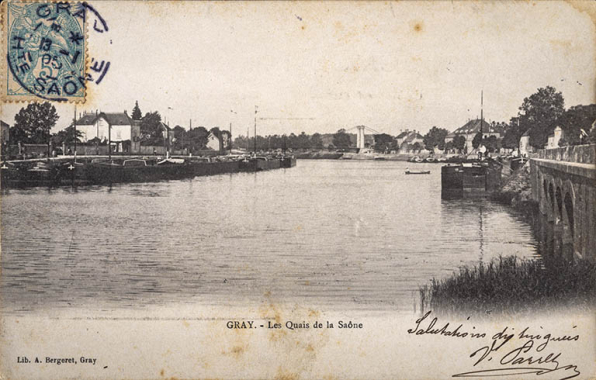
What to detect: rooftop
<box><xmin>75</xmin><ymin>112</ymin><xmax>132</xmax><ymax>126</ymax></box>
<box><xmin>453</xmin><ymin>119</ymin><xmax>498</xmax><ymax>135</ymax></box>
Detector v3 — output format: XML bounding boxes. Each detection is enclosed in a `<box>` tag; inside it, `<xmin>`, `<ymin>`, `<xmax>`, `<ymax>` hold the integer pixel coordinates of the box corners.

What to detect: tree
<box><xmin>12</xmin><ymin>102</ymin><xmax>59</xmax><ymax>144</ymax></box>
<box><xmin>518</xmin><ymin>86</ymin><xmax>565</xmax><ymax>149</ymax></box>
<box><xmin>140</xmin><ymin>111</ymin><xmax>164</xmax><ymax>145</ymax></box>
<box><xmin>171</xmin><ymin>125</ymin><xmax>187</xmax><ymax>149</ymax></box>
<box><xmin>558</xmin><ymin>105</ymin><xmax>596</xmax><ymax>145</ymax></box>
<box><xmin>296</xmin><ymin>132</ymin><xmax>311</xmax><ymax>150</ymax></box>
<box><xmin>311</xmin><ymin>133</ymin><xmax>323</xmax><ymax>149</ymax></box>
<box><xmin>472</xmin><ymin>132</ymin><xmax>483</xmax><ymax>149</ymax></box>
<box><xmin>501</xmin><ymin>117</ymin><xmax>524</xmax><ymax>150</ymax></box>
<box><xmin>590</xmin><ymin>125</ymin><xmax>596</xmax><ymax>144</ymax></box>
<box><xmin>333</xmin><ymin>129</ymin><xmax>351</xmax><ymax>149</ymax></box>
<box><xmin>423</xmin><ymin>126</ymin><xmax>449</xmax><ymax>151</ymax></box>
<box><xmin>51</xmin><ymin>125</ymin><xmax>83</xmax><ymax>146</ymax></box>
<box><xmin>444</xmin><ymin>141</ymin><xmax>455</xmax><ymax>153</ymax></box>
<box><xmin>483</xmin><ymin>135</ymin><xmax>500</xmax><ymax>153</ymax></box>
<box><xmin>131</xmin><ymin>101</ymin><xmax>142</xmax><ymax>120</ymax></box>
<box><xmin>453</xmin><ymin>135</ymin><xmax>466</xmax><ymax>153</ymax></box>
<box><xmin>373</xmin><ymin>133</ymin><xmax>393</xmax><ymax>152</ymax></box>
<box><xmin>412</xmin><ymin>142</ymin><xmax>422</xmax><ymax>152</ymax></box>
<box><xmin>187</xmin><ymin>126</ymin><xmax>209</xmax><ymax>151</ymax></box>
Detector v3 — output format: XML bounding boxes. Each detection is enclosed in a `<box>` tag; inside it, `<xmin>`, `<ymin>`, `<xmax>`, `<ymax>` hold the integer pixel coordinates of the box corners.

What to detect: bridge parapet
<box><xmin>537</xmin><ymin>144</ymin><xmax>595</xmax><ymax>164</ymax></box>
<box><xmin>530</xmin><ymin>149</ymin><xmax>595</xmax><ymax>261</ymax></box>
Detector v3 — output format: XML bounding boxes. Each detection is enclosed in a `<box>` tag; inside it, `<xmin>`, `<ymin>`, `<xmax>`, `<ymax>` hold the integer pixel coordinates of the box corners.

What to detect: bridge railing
<box><xmin>536</xmin><ymin>144</ymin><xmax>595</xmax><ymax>164</ymax></box>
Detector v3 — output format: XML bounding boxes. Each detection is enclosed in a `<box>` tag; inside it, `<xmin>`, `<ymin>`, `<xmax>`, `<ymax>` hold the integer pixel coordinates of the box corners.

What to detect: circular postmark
<box><xmin>7</xmin><ymin>2</ymin><xmax>86</xmax><ymax>101</ymax></box>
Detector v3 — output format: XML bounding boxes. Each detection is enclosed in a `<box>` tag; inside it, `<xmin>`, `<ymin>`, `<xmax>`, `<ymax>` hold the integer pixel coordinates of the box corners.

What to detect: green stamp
<box><xmin>6</xmin><ymin>2</ymin><xmax>86</xmax><ymax>101</ymax></box>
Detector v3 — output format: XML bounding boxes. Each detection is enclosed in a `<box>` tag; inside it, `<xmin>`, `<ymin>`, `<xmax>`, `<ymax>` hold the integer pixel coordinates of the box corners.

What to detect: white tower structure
<box><xmin>356</xmin><ymin>125</ymin><xmax>366</xmax><ymax>150</ymax></box>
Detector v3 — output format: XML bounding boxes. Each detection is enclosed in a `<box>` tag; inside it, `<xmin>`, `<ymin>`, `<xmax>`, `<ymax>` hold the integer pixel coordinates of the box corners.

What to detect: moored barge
<box><xmin>441</xmin><ymin>160</ymin><xmax>502</xmax><ymax>198</ymax></box>
<box><xmin>1</xmin><ymin>155</ymin><xmax>291</xmax><ymax>188</ymax></box>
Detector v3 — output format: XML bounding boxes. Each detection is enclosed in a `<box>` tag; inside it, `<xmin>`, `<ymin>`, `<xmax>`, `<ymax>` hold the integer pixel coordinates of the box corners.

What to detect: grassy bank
<box><xmin>419</xmin><ymin>256</ymin><xmax>596</xmax><ymax>316</ymax></box>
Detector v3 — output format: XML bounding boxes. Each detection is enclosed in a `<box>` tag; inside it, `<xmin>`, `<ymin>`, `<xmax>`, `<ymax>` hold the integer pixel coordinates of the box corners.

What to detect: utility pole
<box><xmin>108</xmin><ymin>121</ymin><xmax>112</xmax><ymax>161</ymax></box>
<box><xmin>74</xmin><ymin>105</ymin><xmax>77</xmax><ymax>161</ymax></box>
<box><xmin>230</xmin><ymin>110</ymin><xmax>237</xmax><ymax>152</ymax></box>
<box><xmin>480</xmin><ymin>90</ymin><xmax>483</xmax><ymax>136</ymax></box>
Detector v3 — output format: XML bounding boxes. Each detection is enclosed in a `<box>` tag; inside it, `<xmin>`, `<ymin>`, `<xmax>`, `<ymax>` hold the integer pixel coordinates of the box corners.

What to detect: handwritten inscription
<box><xmin>408</xmin><ymin>311</ymin><xmax>581</xmax><ymax>380</ymax></box>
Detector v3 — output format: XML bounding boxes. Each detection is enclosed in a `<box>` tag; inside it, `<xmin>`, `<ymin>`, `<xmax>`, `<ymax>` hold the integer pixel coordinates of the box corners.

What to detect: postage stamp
<box><xmin>3</xmin><ymin>1</ymin><xmax>87</xmax><ymax>102</ymax></box>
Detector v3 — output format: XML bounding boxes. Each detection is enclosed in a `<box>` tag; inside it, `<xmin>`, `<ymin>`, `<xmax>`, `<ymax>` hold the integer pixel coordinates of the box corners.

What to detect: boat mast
<box><xmin>254</xmin><ymin>105</ymin><xmax>258</xmax><ymax>153</ymax></box>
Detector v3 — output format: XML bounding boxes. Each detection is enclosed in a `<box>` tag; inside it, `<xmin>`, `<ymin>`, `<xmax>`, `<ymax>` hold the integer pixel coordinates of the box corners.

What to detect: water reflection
<box><xmin>1</xmin><ymin>160</ymin><xmax>540</xmax><ymax>314</ymax></box>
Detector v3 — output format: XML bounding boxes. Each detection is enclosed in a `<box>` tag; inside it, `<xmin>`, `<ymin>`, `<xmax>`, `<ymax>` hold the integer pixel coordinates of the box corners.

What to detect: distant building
<box><xmin>205</xmin><ymin>129</ymin><xmax>231</xmax><ymax>151</ymax></box>
<box><xmin>519</xmin><ymin>128</ymin><xmax>532</xmax><ymax>156</ymax></box>
<box><xmin>448</xmin><ymin>119</ymin><xmax>500</xmax><ymax>152</ymax></box>
<box><xmin>546</xmin><ymin>126</ymin><xmax>564</xmax><ymax>149</ymax></box>
<box><xmin>395</xmin><ymin>130</ymin><xmax>424</xmax><ymax>153</ymax></box>
<box><xmin>75</xmin><ymin>111</ymin><xmax>141</xmax><ymax>153</ymax></box>
<box><xmin>206</xmin><ymin>132</ymin><xmax>222</xmax><ymax>151</ymax></box>
<box><xmin>157</xmin><ymin>122</ymin><xmax>174</xmax><ymax>148</ymax></box>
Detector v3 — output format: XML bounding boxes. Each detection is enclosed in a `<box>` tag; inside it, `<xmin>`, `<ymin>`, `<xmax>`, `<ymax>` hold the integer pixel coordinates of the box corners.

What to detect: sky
<box><xmin>2</xmin><ymin>1</ymin><xmax>595</xmax><ymax>138</ymax></box>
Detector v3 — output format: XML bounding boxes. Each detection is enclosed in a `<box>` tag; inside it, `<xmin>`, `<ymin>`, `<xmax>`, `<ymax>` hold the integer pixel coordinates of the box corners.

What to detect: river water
<box><xmin>1</xmin><ymin>160</ymin><xmax>539</xmax><ymax>314</ymax></box>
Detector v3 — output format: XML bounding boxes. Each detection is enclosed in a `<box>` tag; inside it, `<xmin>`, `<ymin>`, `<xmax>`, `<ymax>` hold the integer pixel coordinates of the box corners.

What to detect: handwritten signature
<box><xmin>453</xmin><ymin>338</ymin><xmax>580</xmax><ymax>379</ymax></box>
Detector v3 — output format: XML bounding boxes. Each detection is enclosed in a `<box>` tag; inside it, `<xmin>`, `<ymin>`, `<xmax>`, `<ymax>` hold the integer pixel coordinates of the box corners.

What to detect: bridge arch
<box><xmin>530</xmin><ymin>153</ymin><xmax>595</xmax><ymax>261</ymax></box>
<box><xmin>564</xmin><ymin>192</ymin><xmax>574</xmax><ymax>238</ymax></box>
<box><xmin>548</xmin><ymin>182</ymin><xmax>556</xmax><ymax>219</ymax></box>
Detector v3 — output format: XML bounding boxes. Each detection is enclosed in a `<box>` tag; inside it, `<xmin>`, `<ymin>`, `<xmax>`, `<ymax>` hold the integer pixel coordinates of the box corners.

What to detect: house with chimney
<box><xmin>446</xmin><ymin>119</ymin><xmax>500</xmax><ymax>152</ymax></box>
<box><xmin>74</xmin><ymin>111</ymin><xmax>141</xmax><ymax>153</ymax></box>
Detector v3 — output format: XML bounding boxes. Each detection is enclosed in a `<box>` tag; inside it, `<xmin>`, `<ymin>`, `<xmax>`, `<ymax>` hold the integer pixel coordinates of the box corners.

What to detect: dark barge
<box><xmin>1</xmin><ymin>155</ymin><xmax>293</xmax><ymax>188</ymax></box>
<box><xmin>441</xmin><ymin>160</ymin><xmax>502</xmax><ymax>198</ymax></box>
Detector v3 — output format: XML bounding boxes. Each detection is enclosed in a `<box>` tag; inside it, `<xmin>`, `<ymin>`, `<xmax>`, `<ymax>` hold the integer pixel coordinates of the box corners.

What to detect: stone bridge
<box><xmin>530</xmin><ymin>145</ymin><xmax>595</xmax><ymax>261</ymax></box>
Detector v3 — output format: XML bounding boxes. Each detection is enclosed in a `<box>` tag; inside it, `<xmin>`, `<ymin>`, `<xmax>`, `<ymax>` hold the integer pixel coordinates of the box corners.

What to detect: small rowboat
<box><xmin>405</xmin><ymin>170</ymin><xmax>430</xmax><ymax>175</ymax></box>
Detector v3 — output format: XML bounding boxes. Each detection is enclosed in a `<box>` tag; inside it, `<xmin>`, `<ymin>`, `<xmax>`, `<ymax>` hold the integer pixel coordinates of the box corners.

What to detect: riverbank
<box><xmin>419</xmin><ymin>255</ymin><xmax>596</xmax><ymax>317</ymax></box>
<box><xmin>294</xmin><ymin>151</ymin><xmax>466</xmax><ymax>161</ymax></box>
<box><xmin>424</xmin><ymin>150</ymin><xmax>596</xmax><ymax>316</ymax></box>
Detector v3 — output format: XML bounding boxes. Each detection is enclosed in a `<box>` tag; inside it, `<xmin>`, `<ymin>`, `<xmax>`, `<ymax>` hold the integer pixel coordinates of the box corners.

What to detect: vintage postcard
<box><xmin>1</xmin><ymin>1</ymin><xmax>595</xmax><ymax>379</ymax></box>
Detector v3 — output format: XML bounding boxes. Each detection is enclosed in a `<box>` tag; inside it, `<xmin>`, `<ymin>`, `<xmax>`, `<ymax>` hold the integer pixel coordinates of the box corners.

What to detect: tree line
<box><xmin>5</xmin><ymin>87</ymin><xmax>596</xmax><ymax>153</ymax></box>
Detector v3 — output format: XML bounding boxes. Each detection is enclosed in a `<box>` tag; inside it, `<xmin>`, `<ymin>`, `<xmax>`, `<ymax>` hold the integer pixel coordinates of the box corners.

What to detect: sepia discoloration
<box><xmin>565</xmin><ymin>0</ymin><xmax>596</xmax><ymax>28</ymax></box>
<box><xmin>221</xmin><ymin>343</ymin><xmax>248</xmax><ymax>359</ymax></box>
<box><xmin>412</xmin><ymin>21</ymin><xmax>424</xmax><ymax>33</ymax></box>
<box><xmin>275</xmin><ymin>367</ymin><xmax>300</xmax><ymax>380</ymax></box>
<box><xmin>1</xmin><ymin>1</ymin><xmax>595</xmax><ymax>379</ymax></box>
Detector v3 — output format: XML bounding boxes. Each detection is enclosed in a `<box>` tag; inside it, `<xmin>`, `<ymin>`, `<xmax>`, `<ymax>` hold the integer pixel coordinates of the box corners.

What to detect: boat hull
<box><xmin>441</xmin><ymin>162</ymin><xmax>502</xmax><ymax>198</ymax></box>
<box><xmin>281</xmin><ymin>157</ymin><xmax>296</xmax><ymax>168</ymax></box>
